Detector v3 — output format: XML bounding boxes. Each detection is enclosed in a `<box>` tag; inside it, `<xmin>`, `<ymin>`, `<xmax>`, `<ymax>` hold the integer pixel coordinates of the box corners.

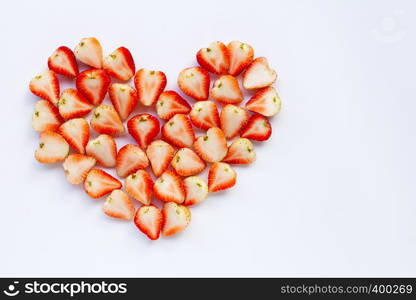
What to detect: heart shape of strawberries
<box><xmin>30</xmin><ymin>38</ymin><xmax>281</xmax><ymax>240</ymax></box>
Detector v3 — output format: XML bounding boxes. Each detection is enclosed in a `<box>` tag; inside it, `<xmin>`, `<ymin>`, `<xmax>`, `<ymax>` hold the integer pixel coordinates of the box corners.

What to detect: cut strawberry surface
<box><xmin>146</xmin><ymin>140</ymin><xmax>175</xmax><ymax>177</ymax></box>
<box><xmin>135</xmin><ymin>205</ymin><xmax>162</xmax><ymax>240</ymax></box>
<box><xmin>243</xmin><ymin>57</ymin><xmax>277</xmax><ymax>90</ymax></box>
<box><xmin>183</xmin><ymin>176</ymin><xmax>209</xmax><ymax>206</ymax></box>
<box><xmin>189</xmin><ymin>101</ymin><xmax>220</xmax><ymax>131</ymax></box>
<box><xmin>29</xmin><ymin>70</ymin><xmax>60</xmax><ymax>105</ymax></box>
<box><xmin>35</xmin><ymin>131</ymin><xmax>69</xmax><ymax>164</ymax></box>
<box><xmin>86</xmin><ymin>134</ymin><xmax>117</xmax><ymax>168</ymax></box>
<box><xmin>240</xmin><ymin>114</ymin><xmax>272</xmax><ymax>141</ymax></box>
<box><xmin>193</xmin><ymin>127</ymin><xmax>228</xmax><ymax>163</ymax></box>
<box><xmin>74</xmin><ymin>37</ymin><xmax>103</xmax><ymax>69</ymax></box>
<box><xmin>126</xmin><ymin>170</ymin><xmax>153</xmax><ymax>205</ymax></box>
<box><xmin>58</xmin><ymin>89</ymin><xmax>93</xmax><ymax>120</ymax></box>
<box><xmin>103</xmin><ymin>189</ymin><xmax>135</xmax><ymax>220</ymax></box>
<box><xmin>84</xmin><ymin>169</ymin><xmax>122</xmax><ymax>199</ymax></box>
<box><xmin>59</xmin><ymin>118</ymin><xmax>90</xmax><ymax>154</ymax></box>
<box><xmin>156</xmin><ymin>91</ymin><xmax>191</xmax><ymax>120</ymax></box>
<box><xmin>211</xmin><ymin>75</ymin><xmax>243</xmax><ymax>105</ymax></box>
<box><xmin>178</xmin><ymin>66</ymin><xmax>210</xmax><ymax>101</ymax></box>
<box><xmin>220</xmin><ymin>104</ymin><xmax>250</xmax><ymax>139</ymax></box>
<box><xmin>32</xmin><ymin>100</ymin><xmax>63</xmax><ymax>132</ymax></box>
<box><xmin>76</xmin><ymin>69</ymin><xmax>110</xmax><ymax>106</ymax></box>
<box><xmin>135</xmin><ymin>69</ymin><xmax>167</xmax><ymax>106</ymax></box>
<box><xmin>246</xmin><ymin>87</ymin><xmax>281</xmax><ymax>117</ymax></box>
<box><xmin>91</xmin><ymin>105</ymin><xmax>124</xmax><ymax>135</ymax></box>
<box><xmin>116</xmin><ymin>144</ymin><xmax>149</xmax><ymax>178</ymax></box>
<box><xmin>48</xmin><ymin>46</ymin><xmax>78</xmax><ymax>78</ymax></box>
<box><xmin>227</xmin><ymin>41</ymin><xmax>254</xmax><ymax>76</ymax></box>
<box><xmin>103</xmin><ymin>47</ymin><xmax>135</xmax><ymax>81</ymax></box>
<box><xmin>196</xmin><ymin>41</ymin><xmax>229</xmax><ymax>74</ymax></box>
<box><xmin>161</xmin><ymin>114</ymin><xmax>195</xmax><ymax>148</ymax></box>
<box><xmin>208</xmin><ymin>162</ymin><xmax>237</xmax><ymax>192</ymax></box>
<box><xmin>127</xmin><ymin>113</ymin><xmax>160</xmax><ymax>149</ymax></box>
<box><xmin>154</xmin><ymin>170</ymin><xmax>185</xmax><ymax>204</ymax></box>
<box><xmin>171</xmin><ymin>148</ymin><xmax>206</xmax><ymax>177</ymax></box>
<box><xmin>63</xmin><ymin>154</ymin><xmax>96</xmax><ymax>185</ymax></box>
<box><xmin>223</xmin><ymin>138</ymin><xmax>256</xmax><ymax>165</ymax></box>
<box><xmin>162</xmin><ymin>202</ymin><xmax>191</xmax><ymax>237</ymax></box>
<box><xmin>109</xmin><ymin>83</ymin><xmax>138</xmax><ymax>121</ymax></box>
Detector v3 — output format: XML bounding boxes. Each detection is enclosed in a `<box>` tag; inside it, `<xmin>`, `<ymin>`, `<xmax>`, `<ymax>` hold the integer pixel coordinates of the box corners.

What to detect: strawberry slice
<box><xmin>223</xmin><ymin>138</ymin><xmax>256</xmax><ymax>164</ymax></box>
<box><xmin>177</xmin><ymin>67</ymin><xmax>210</xmax><ymax>101</ymax></box>
<box><xmin>171</xmin><ymin>148</ymin><xmax>205</xmax><ymax>177</ymax></box>
<box><xmin>208</xmin><ymin>162</ymin><xmax>236</xmax><ymax>192</ymax></box>
<box><xmin>32</xmin><ymin>100</ymin><xmax>63</xmax><ymax>132</ymax></box>
<box><xmin>193</xmin><ymin>127</ymin><xmax>228</xmax><ymax>163</ymax></box>
<box><xmin>243</xmin><ymin>57</ymin><xmax>277</xmax><ymax>90</ymax></box>
<box><xmin>116</xmin><ymin>144</ymin><xmax>149</xmax><ymax>178</ymax></box>
<box><xmin>57</xmin><ymin>89</ymin><xmax>93</xmax><ymax>120</ymax></box>
<box><xmin>246</xmin><ymin>87</ymin><xmax>281</xmax><ymax>117</ymax></box>
<box><xmin>227</xmin><ymin>41</ymin><xmax>254</xmax><ymax>76</ymax></box>
<box><xmin>154</xmin><ymin>170</ymin><xmax>185</xmax><ymax>204</ymax></box>
<box><xmin>86</xmin><ymin>134</ymin><xmax>117</xmax><ymax>167</ymax></box>
<box><xmin>48</xmin><ymin>46</ymin><xmax>78</xmax><ymax>77</ymax></box>
<box><xmin>127</xmin><ymin>113</ymin><xmax>160</xmax><ymax>149</ymax></box>
<box><xmin>183</xmin><ymin>176</ymin><xmax>209</xmax><ymax>206</ymax></box>
<box><xmin>62</xmin><ymin>154</ymin><xmax>96</xmax><ymax>184</ymax></box>
<box><xmin>74</xmin><ymin>37</ymin><xmax>103</xmax><ymax>69</ymax></box>
<box><xmin>134</xmin><ymin>69</ymin><xmax>167</xmax><ymax>106</ymax></box>
<box><xmin>84</xmin><ymin>169</ymin><xmax>122</xmax><ymax>199</ymax></box>
<box><xmin>109</xmin><ymin>83</ymin><xmax>138</xmax><ymax>121</ymax></box>
<box><xmin>29</xmin><ymin>70</ymin><xmax>60</xmax><ymax>105</ymax></box>
<box><xmin>211</xmin><ymin>75</ymin><xmax>243</xmax><ymax>104</ymax></box>
<box><xmin>189</xmin><ymin>100</ymin><xmax>220</xmax><ymax>130</ymax></box>
<box><xmin>161</xmin><ymin>114</ymin><xmax>195</xmax><ymax>148</ymax></box>
<box><xmin>76</xmin><ymin>69</ymin><xmax>110</xmax><ymax>106</ymax></box>
<box><xmin>146</xmin><ymin>139</ymin><xmax>174</xmax><ymax>177</ymax></box>
<box><xmin>59</xmin><ymin>118</ymin><xmax>90</xmax><ymax>154</ymax></box>
<box><xmin>91</xmin><ymin>104</ymin><xmax>124</xmax><ymax>135</ymax></box>
<box><xmin>103</xmin><ymin>189</ymin><xmax>134</xmax><ymax>220</ymax></box>
<box><xmin>220</xmin><ymin>104</ymin><xmax>250</xmax><ymax>139</ymax></box>
<box><xmin>134</xmin><ymin>205</ymin><xmax>162</xmax><ymax>240</ymax></box>
<box><xmin>35</xmin><ymin>131</ymin><xmax>69</xmax><ymax>164</ymax></box>
<box><xmin>196</xmin><ymin>41</ymin><xmax>229</xmax><ymax>74</ymax></box>
<box><xmin>162</xmin><ymin>202</ymin><xmax>191</xmax><ymax>237</ymax></box>
<box><xmin>156</xmin><ymin>91</ymin><xmax>191</xmax><ymax>120</ymax></box>
<box><xmin>240</xmin><ymin>114</ymin><xmax>272</xmax><ymax>141</ymax></box>
<box><xmin>126</xmin><ymin>170</ymin><xmax>153</xmax><ymax>205</ymax></box>
<box><xmin>103</xmin><ymin>47</ymin><xmax>135</xmax><ymax>81</ymax></box>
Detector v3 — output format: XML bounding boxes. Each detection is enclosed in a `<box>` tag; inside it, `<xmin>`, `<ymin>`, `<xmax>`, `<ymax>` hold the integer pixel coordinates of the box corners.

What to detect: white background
<box><xmin>0</xmin><ymin>0</ymin><xmax>415</xmax><ymax>277</ymax></box>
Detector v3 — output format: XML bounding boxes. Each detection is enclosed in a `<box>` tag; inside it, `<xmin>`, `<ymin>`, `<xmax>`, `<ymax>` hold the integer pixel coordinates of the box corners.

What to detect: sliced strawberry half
<box><xmin>35</xmin><ymin>131</ymin><xmax>69</xmax><ymax>164</ymax></box>
<box><xmin>62</xmin><ymin>154</ymin><xmax>96</xmax><ymax>184</ymax></box>
<box><xmin>127</xmin><ymin>113</ymin><xmax>160</xmax><ymax>149</ymax></box>
<box><xmin>162</xmin><ymin>202</ymin><xmax>191</xmax><ymax>237</ymax></box>
<box><xmin>126</xmin><ymin>170</ymin><xmax>153</xmax><ymax>205</ymax></box>
<box><xmin>208</xmin><ymin>162</ymin><xmax>236</xmax><ymax>192</ymax></box>
<box><xmin>223</xmin><ymin>138</ymin><xmax>256</xmax><ymax>164</ymax></box>
<box><xmin>76</xmin><ymin>69</ymin><xmax>110</xmax><ymax>106</ymax></box>
<box><xmin>189</xmin><ymin>100</ymin><xmax>220</xmax><ymax>131</ymax></box>
<box><xmin>154</xmin><ymin>170</ymin><xmax>185</xmax><ymax>204</ymax></box>
<box><xmin>48</xmin><ymin>46</ymin><xmax>78</xmax><ymax>77</ymax></box>
<box><xmin>57</xmin><ymin>89</ymin><xmax>93</xmax><ymax>120</ymax></box>
<box><xmin>243</xmin><ymin>57</ymin><xmax>277</xmax><ymax>90</ymax></box>
<box><xmin>196</xmin><ymin>41</ymin><xmax>229</xmax><ymax>74</ymax></box>
<box><xmin>134</xmin><ymin>69</ymin><xmax>167</xmax><ymax>106</ymax></box>
<box><xmin>240</xmin><ymin>114</ymin><xmax>272</xmax><ymax>141</ymax></box>
<box><xmin>177</xmin><ymin>67</ymin><xmax>210</xmax><ymax>101</ymax></box>
<box><xmin>84</xmin><ymin>169</ymin><xmax>122</xmax><ymax>199</ymax></box>
<box><xmin>156</xmin><ymin>90</ymin><xmax>191</xmax><ymax>120</ymax></box>
<box><xmin>32</xmin><ymin>100</ymin><xmax>63</xmax><ymax>132</ymax></box>
<box><xmin>116</xmin><ymin>144</ymin><xmax>149</xmax><ymax>178</ymax></box>
<box><xmin>109</xmin><ymin>83</ymin><xmax>138</xmax><ymax>121</ymax></box>
<box><xmin>146</xmin><ymin>139</ymin><xmax>175</xmax><ymax>177</ymax></box>
<box><xmin>91</xmin><ymin>104</ymin><xmax>125</xmax><ymax>135</ymax></box>
<box><xmin>59</xmin><ymin>118</ymin><xmax>90</xmax><ymax>154</ymax></box>
<box><xmin>103</xmin><ymin>189</ymin><xmax>134</xmax><ymax>220</ymax></box>
<box><xmin>183</xmin><ymin>176</ymin><xmax>209</xmax><ymax>206</ymax></box>
<box><xmin>29</xmin><ymin>70</ymin><xmax>60</xmax><ymax>105</ymax></box>
<box><xmin>134</xmin><ymin>205</ymin><xmax>162</xmax><ymax>240</ymax></box>
<box><xmin>211</xmin><ymin>75</ymin><xmax>243</xmax><ymax>104</ymax></box>
<box><xmin>171</xmin><ymin>148</ymin><xmax>206</xmax><ymax>177</ymax></box>
<box><xmin>227</xmin><ymin>41</ymin><xmax>254</xmax><ymax>76</ymax></box>
<box><xmin>103</xmin><ymin>47</ymin><xmax>135</xmax><ymax>81</ymax></box>
<box><xmin>193</xmin><ymin>127</ymin><xmax>228</xmax><ymax>163</ymax></box>
<box><xmin>86</xmin><ymin>134</ymin><xmax>117</xmax><ymax>167</ymax></box>
<box><xmin>246</xmin><ymin>87</ymin><xmax>281</xmax><ymax>117</ymax></box>
<box><xmin>161</xmin><ymin>114</ymin><xmax>195</xmax><ymax>148</ymax></box>
<box><xmin>220</xmin><ymin>104</ymin><xmax>250</xmax><ymax>139</ymax></box>
<box><xmin>74</xmin><ymin>37</ymin><xmax>103</xmax><ymax>68</ymax></box>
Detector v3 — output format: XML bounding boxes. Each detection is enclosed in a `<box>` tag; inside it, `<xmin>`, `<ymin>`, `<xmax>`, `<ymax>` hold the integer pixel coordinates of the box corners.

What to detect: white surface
<box><xmin>0</xmin><ymin>0</ymin><xmax>415</xmax><ymax>277</ymax></box>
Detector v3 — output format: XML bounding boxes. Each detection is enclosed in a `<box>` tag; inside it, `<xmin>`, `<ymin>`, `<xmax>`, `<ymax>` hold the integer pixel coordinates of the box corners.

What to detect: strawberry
<box><xmin>154</xmin><ymin>170</ymin><xmax>185</xmax><ymax>204</ymax></box>
<box><xmin>32</xmin><ymin>100</ymin><xmax>63</xmax><ymax>132</ymax></box>
<box><xmin>91</xmin><ymin>104</ymin><xmax>124</xmax><ymax>135</ymax></box>
<box><xmin>211</xmin><ymin>75</ymin><xmax>243</xmax><ymax>104</ymax></box>
<box><xmin>223</xmin><ymin>138</ymin><xmax>256</xmax><ymax>164</ymax></box>
<box><xmin>62</xmin><ymin>154</ymin><xmax>96</xmax><ymax>184</ymax></box>
<box><xmin>126</xmin><ymin>170</ymin><xmax>153</xmax><ymax>205</ymax></box>
<box><xmin>74</xmin><ymin>37</ymin><xmax>103</xmax><ymax>68</ymax></box>
<box><xmin>193</xmin><ymin>127</ymin><xmax>228</xmax><ymax>163</ymax></box>
<box><xmin>86</xmin><ymin>134</ymin><xmax>117</xmax><ymax>167</ymax></box>
<box><xmin>35</xmin><ymin>131</ymin><xmax>69</xmax><ymax>164</ymax></box>
<box><xmin>189</xmin><ymin>100</ymin><xmax>220</xmax><ymax>130</ymax></box>
<box><xmin>127</xmin><ymin>113</ymin><xmax>160</xmax><ymax>149</ymax></box>
<box><xmin>57</xmin><ymin>89</ymin><xmax>93</xmax><ymax>120</ymax></box>
<box><xmin>116</xmin><ymin>144</ymin><xmax>149</xmax><ymax>178</ymax></box>
<box><xmin>177</xmin><ymin>67</ymin><xmax>210</xmax><ymax>101</ymax></box>
<box><xmin>162</xmin><ymin>202</ymin><xmax>191</xmax><ymax>237</ymax></box>
<box><xmin>246</xmin><ymin>87</ymin><xmax>281</xmax><ymax>117</ymax></box>
<box><xmin>161</xmin><ymin>114</ymin><xmax>195</xmax><ymax>148</ymax></box>
<box><xmin>146</xmin><ymin>140</ymin><xmax>174</xmax><ymax>177</ymax></box>
<box><xmin>29</xmin><ymin>70</ymin><xmax>60</xmax><ymax>105</ymax></box>
<box><xmin>208</xmin><ymin>162</ymin><xmax>236</xmax><ymax>192</ymax></box>
<box><xmin>240</xmin><ymin>114</ymin><xmax>272</xmax><ymax>141</ymax></box>
<box><xmin>48</xmin><ymin>46</ymin><xmax>78</xmax><ymax>77</ymax></box>
<box><xmin>196</xmin><ymin>41</ymin><xmax>229</xmax><ymax>74</ymax></box>
<box><xmin>59</xmin><ymin>118</ymin><xmax>89</xmax><ymax>154</ymax></box>
<box><xmin>134</xmin><ymin>69</ymin><xmax>167</xmax><ymax>106</ymax></box>
<box><xmin>171</xmin><ymin>148</ymin><xmax>205</xmax><ymax>177</ymax></box>
<box><xmin>76</xmin><ymin>69</ymin><xmax>111</xmax><ymax>106</ymax></box>
<box><xmin>103</xmin><ymin>189</ymin><xmax>134</xmax><ymax>220</ymax></box>
<box><xmin>134</xmin><ymin>205</ymin><xmax>162</xmax><ymax>240</ymax></box>
<box><xmin>103</xmin><ymin>47</ymin><xmax>135</xmax><ymax>81</ymax></box>
<box><xmin>220</xmin><ymin>104</ymin><xmax>250</xmax><ymax>139</ymax></box>
<box><xmin>243</xmin><ymin>57</ymin><xmax>277</xmax><ymax>90</ymax></box>
<box><xmin>84</xmin><ymin>169</ymin><xmax>122</xmax><ymax>199</ymax></box>
<box><xmin>183</xmin><ymin>176</ymin><xmax>208</xmax><ymax>206</ymax></box>
<box><xmin>156</xmin><ymin>91</ymin><xmax>191</xmax><ymax>120</ymax></box>
<box><xmin>227</xmin><ymin>41</ymin><xmax>254</xmax><ymax>76</ymax></box>
<box><xmin>109</xmin><ymin>83</ymin><xmax>138</xmax><ymax>121</ymax></box>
